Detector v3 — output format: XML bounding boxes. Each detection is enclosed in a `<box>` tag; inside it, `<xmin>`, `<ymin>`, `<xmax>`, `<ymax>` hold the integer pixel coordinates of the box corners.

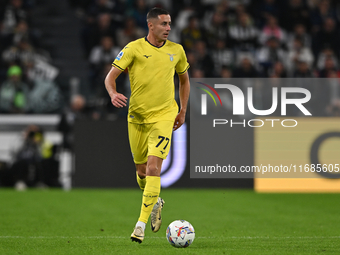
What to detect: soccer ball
<box><xmin>166</xmin><ymin>220</ymin><xmax>195</xmax><ymax>248</ymax></box>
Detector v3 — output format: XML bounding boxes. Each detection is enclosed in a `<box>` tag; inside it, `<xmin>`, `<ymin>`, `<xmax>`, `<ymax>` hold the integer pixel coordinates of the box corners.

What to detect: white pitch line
<box><xmin>0</xmin><ymin>236</ymin><xmax>339</xmax><ymax>239</ymax></box>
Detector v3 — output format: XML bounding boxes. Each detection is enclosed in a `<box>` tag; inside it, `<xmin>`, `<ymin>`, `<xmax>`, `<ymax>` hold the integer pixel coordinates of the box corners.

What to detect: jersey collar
<box><xmin>144</xmin><ymin>36</ymin><xmax>166</xmax><ymax>48</ymax></box>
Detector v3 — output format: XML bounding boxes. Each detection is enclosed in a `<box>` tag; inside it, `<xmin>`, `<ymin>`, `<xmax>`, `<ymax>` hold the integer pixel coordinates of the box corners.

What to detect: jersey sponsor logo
<box><xmin>115</xmin><ymin>51</ymin><xmax>124</xmax><ymax>60</ymax></box>
<box><xmin>143</xmin><ymin>55</ymin><xmax>152</xmax><ymax>58</ymax></box>
<box><xmin>167</xmin><ymin>53</ymin><xmax>176</xmax><ymax>61</ymax></box>
<box><xmin>160</xmin><ymin>151</ymin><xmax>165</xmax><ymax>154</ymax></box>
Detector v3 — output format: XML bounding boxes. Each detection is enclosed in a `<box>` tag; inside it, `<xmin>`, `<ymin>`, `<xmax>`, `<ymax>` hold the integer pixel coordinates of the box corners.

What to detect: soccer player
<box><xmin>104</xmin><ymin>8</ymin><xmax>190</xmax><ymax>243</ymax></box>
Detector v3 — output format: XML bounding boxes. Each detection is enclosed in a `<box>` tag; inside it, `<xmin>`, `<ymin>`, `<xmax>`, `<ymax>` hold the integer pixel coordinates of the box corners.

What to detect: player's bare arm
<box><xmin>104</xmin><ymin>66</ymin><xmax>127</xmax><ymax>108</ymax></box>
<box><xmin>173</xmin><ymin>71</ymin><xmax>190</xmax><ymax>131</ymax></box>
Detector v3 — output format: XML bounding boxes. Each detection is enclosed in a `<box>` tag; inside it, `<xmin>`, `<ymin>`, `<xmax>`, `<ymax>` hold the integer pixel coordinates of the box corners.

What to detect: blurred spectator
<box><xmin>219</xmin><ymin>65</ymin><xmax>233</xmax><ymax>78</ymax></box>
<box><xmin>91</xmin><ymin>62</ymin><xmax>127</xmax><ymax>118</ymax></box>
<box><xmin>11</xmin><ymin>125</ymin><xmax>43</xmax><ymax>190</ymax></box>
<box><xmin>0</xmin><ymin>0</ymin><xmax>30</xmax><ymax>34</ymax></box>
<box><xmin>212</xmin><ymin>38</ymin><xmax>234</xmax><ymax>74</ymax></box>
<box><xmin>146</xmin><ymin>0</ymin><xmax>172</xmax><ymax>12</ymax></box>
<box><xmin>233</xmin><ymin>56</ymin><xmax>259</xmax><ymax>77</ymax></box>
<box><xmin>234</xmin><ymin>4</ymin><xmax>247</xmax><ymax>18</ymax></box>
<box><xmin>293</xmin><ymin>57</ymin><xmax>314</xmax><ymax>77</ymax></box>
<box><xmin>268</xmin><ymin>61</ymin><xmax>287</xmax><ymax>78</ymax></box>
<box><xmin>259</xmin><ymin>15</ymin><xmax>287</xmax><ymax>47</ymax></box>
<box><xmin>2</xmin><ymin>38</ymin><xmax>51</xmax><ymax>68</ymax></box>
<box><xmin>257</xmin><ymin>37</ymin><xmax>287</xmax><ymax>74</ymax></box>
<box><xmin>128</xmin><ymin>0</ymin><xmax>149</xmax><ymax>30</ymax></box>
<box><xmin>180</xmin><ymin>15</ymin><xmax>202</xmax><ymax>51</ymax></box>
<box><xmin>2</xmin><ymin>38</ymin><xmax>35</xmax><ymax>66</ymax></box>
<box><xmin>252</xmin><ymin>0</ymin><xmax>280</xmax><ymax>28</ymax></box>
<box><xmin>171</xmin><ymin>0</ymin><xmax>201</xmax><ymax>21</ymax></box>
<box><xmin>286</xmin><ymin>23</ymin><xmax>311</xmax><ymax>50</ymax></box>
<box><xmin>11</xmin><ymin>19</ymin><xmax>40</xmax><ymax>48</ymax></box>
<box><xmin>281</xmin><ymin>0</ymin><xmax>310</xmax><ymax>32</ymax></box>
<box><xmin>191</xmin><ymin>68</ymin><xmax>205</xmax><ymax>78</ymax></box>
<box><xmin>41</xmin><ymin>143</ymin><xmax>61</xmax><ymax>188</ymax></box>
<box><xmin>89</xmin><ymin>36</ymin><xmax>120</xmax><ymax>85</ymax></box>
<box><xmin>0</xmin><ymin>65</ymin><xmax>30</xmax><ymax>113</ymax></box>
<box><xmin>58</xmin><ymin>94</ymin><xmax>90</xmax><ymax>151</ymax></box>
<box><xmin>68</xmin><ymin>0</ymin><xmax>93</xmax><ymax>11</ymax></box>
<box><xmin>171</xmin><ymin>6</ymin><xmax>195</xmax><ymax>40</ymax></box>
<box><xmin>82</xmin><ymin>12</ymin><xmax>117</xmax><ymax>56</ymax></box>
<box><xmin>0</xmin><ymin>19</ymin><xmax>40</xmax><ymax>52</ymax></box>
<box><xmin>312</xmin><ymin>17</ymin><xmax>340</xmax><ymax>58</ymax></box>
<box><xmin>115</xmin><ymin>17</ymin><xmax>145</xmax><ymax>48</ymax></box>
<box><xmin>10</xmin><ymin>125</ymin><xmax>60</xmax><ymax>190</ymax></box>
<box><xmin>25</xmin><ymin>58</ymin><xmax>59</xmax><ymax>84</ymax></box>
<box><xmin>87</xmin><ymin>0</ymin><xmax>123</xmax><ymax>18</ymax></box>
<box><xmin>316</xmin><ymin>47</ymin><xmax>339</xmax><ymax>70</ymax></box>
<box><xmin>92</xmin><ymin>63</ymin><xmax>114</xmax><ymax>98</ymax></box>
<box><xmin>310</xmin><ymin>0</ymin><xmax>337</xmax><ymax>34</ymax></box>
<box><xmin>318</xmin><ymin>57</ymin><xmax>339</xmax><ymax>78</ymax></box>
<box><xmin>202</xmin><ymin>0</ymin><xmax>233</xmax><ymax>31</ymax></box>
<box><xmin>193</xmin><ymin>40</ymin><xmax>215</xmax><ymax>77</ymax></box>
<box><xmin>287</xmin><ymin>38</ymin><xmax>314</xmax><ymax>74</ymax></box>
<box><xmin>228</xmin><ymin>12</ymin><xmax>258</xmax><ymax>52</ymax></box>
<box><xmin>186</xmin><ymin>50</ymin><xmax>196</xmax><ymax>76</ymax></box>
<box><xmin>306</xmin><ymin>0</ymin><xmax>319</xmax><ymax>9</ymax></box>
<box><xmin>29</xmin><ymin>79</ymin><xmax>62</xmax><ymax>113</ymax></box>
<box><xmin>216</xmin><ymin>0</ymin><xmax>233</xmax><ymax>17</ymax></box>
<box><xmin>203</xmin><ymin>9</ymin><xmax>229</xmax><ymax>48</ymax></box>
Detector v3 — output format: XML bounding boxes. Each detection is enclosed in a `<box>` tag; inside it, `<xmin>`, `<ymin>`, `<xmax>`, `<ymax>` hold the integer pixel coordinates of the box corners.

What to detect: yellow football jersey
<box><xmin>112</xmin><ymin>37</ymin><xmax>189</xmax><ymax>124</ymax></box>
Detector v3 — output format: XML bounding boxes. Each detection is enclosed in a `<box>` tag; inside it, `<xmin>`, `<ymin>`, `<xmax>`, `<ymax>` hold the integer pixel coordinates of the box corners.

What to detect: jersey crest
<box><xmin>167</xmin><ymin>53</ymin><xmax>176</xmax><ymax>61</ymax></box>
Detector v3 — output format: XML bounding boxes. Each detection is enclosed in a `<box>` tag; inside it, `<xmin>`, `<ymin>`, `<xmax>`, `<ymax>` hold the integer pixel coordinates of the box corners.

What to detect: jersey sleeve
<box><xmin>112</xmin><ymin>43</ymin><xmax>134</xmax><ymax>71</ymax></box>
<box><xmin>175</xmin><ymin>45</ymin><xmax>190</xmax><ymax>75</ymax></box>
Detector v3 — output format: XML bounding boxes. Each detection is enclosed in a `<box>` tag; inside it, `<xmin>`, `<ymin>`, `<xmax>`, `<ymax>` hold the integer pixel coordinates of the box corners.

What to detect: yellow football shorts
<box><xmin>128</xmin><ymin>120</ymin><xmax>174</xmax><ymax>164</ymax></box>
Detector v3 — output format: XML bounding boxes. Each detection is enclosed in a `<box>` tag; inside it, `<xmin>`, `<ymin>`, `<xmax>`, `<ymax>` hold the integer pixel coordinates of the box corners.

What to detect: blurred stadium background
<box><xmin>1</xmin><ymin>0</ymin><xmax>340</xmax><ymax>254</ymax></box>
<box><xmin>1</xmin><ymin>0</ymin><xmax>340</xmax><ymax>190</ymax></box>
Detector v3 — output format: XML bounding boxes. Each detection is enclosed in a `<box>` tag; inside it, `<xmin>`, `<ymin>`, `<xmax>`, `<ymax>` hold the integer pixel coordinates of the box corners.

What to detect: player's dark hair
<box><xmin>147</xmin><ymin>7</ymin><xmax>169</xmax><ymax>21</ymax></box>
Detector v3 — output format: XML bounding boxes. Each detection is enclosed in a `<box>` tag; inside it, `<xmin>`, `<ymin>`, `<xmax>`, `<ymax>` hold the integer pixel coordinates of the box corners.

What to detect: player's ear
<box><xmin>147</xmin><ymin>20</ymin><xmax>154</xmax><ymax>31</ymax></box>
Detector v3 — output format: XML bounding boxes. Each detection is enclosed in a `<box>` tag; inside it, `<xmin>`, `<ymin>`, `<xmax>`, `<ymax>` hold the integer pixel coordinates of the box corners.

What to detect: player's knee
<box><xmin>146</xmin><ymin>164</ymin><xmax>161</xmax><ymax>177</ymax></box>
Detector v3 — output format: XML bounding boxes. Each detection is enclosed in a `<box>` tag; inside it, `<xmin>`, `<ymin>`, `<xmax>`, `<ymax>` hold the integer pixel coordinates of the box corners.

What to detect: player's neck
<box><xmin>146</xmin><ymin>34</ymin><xmax>165</xmax><ymax>47</ymax></box>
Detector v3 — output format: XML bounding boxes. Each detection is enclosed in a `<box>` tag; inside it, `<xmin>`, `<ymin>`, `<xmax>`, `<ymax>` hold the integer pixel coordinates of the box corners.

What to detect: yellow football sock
<box><xmin>138</xmin><ymin>176</ymin><xmax>160</xmax><ymax>223</ymax></box>
<box><xmin>136</xmin><ymin>171</ymin><xmax>146</xmax><ymax>190</ymax></box>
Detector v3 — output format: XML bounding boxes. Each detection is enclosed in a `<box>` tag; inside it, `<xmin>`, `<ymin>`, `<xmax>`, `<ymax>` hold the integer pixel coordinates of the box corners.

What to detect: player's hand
<box><xmin>173</xmin><ymin>111</ymin><xmax>186</xmax><ymax>131</ymax></box>
<box><xmin>110</xmin><ymin>92</ymin><xmax>127</xmax><ymax>108</ymax></box>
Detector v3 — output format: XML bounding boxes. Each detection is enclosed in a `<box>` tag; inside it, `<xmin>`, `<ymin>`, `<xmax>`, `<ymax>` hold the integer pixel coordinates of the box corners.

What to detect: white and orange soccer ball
<box><xmin>166</xmin><ymin>220</ymin><xmax>195</xmax><ymax>248</ymax></box>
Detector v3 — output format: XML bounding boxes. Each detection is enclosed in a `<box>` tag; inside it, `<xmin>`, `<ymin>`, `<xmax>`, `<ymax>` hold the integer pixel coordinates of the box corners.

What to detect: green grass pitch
<box><xmin>1</xmin><ymin>188</ymin><xmax>340</xmax><ymax>255</ymax></box>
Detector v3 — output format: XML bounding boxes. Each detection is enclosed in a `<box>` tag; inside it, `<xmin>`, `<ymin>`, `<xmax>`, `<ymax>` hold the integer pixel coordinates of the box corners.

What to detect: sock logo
<box><xmin>143</xmin><ymin>194</ymin><xmax>158</xmax><ymax>198</ymax></box>
<box><xmin>143</xmin><ymin>203</ymin><xmax>153</xmax><ymax>208</ymax></box>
